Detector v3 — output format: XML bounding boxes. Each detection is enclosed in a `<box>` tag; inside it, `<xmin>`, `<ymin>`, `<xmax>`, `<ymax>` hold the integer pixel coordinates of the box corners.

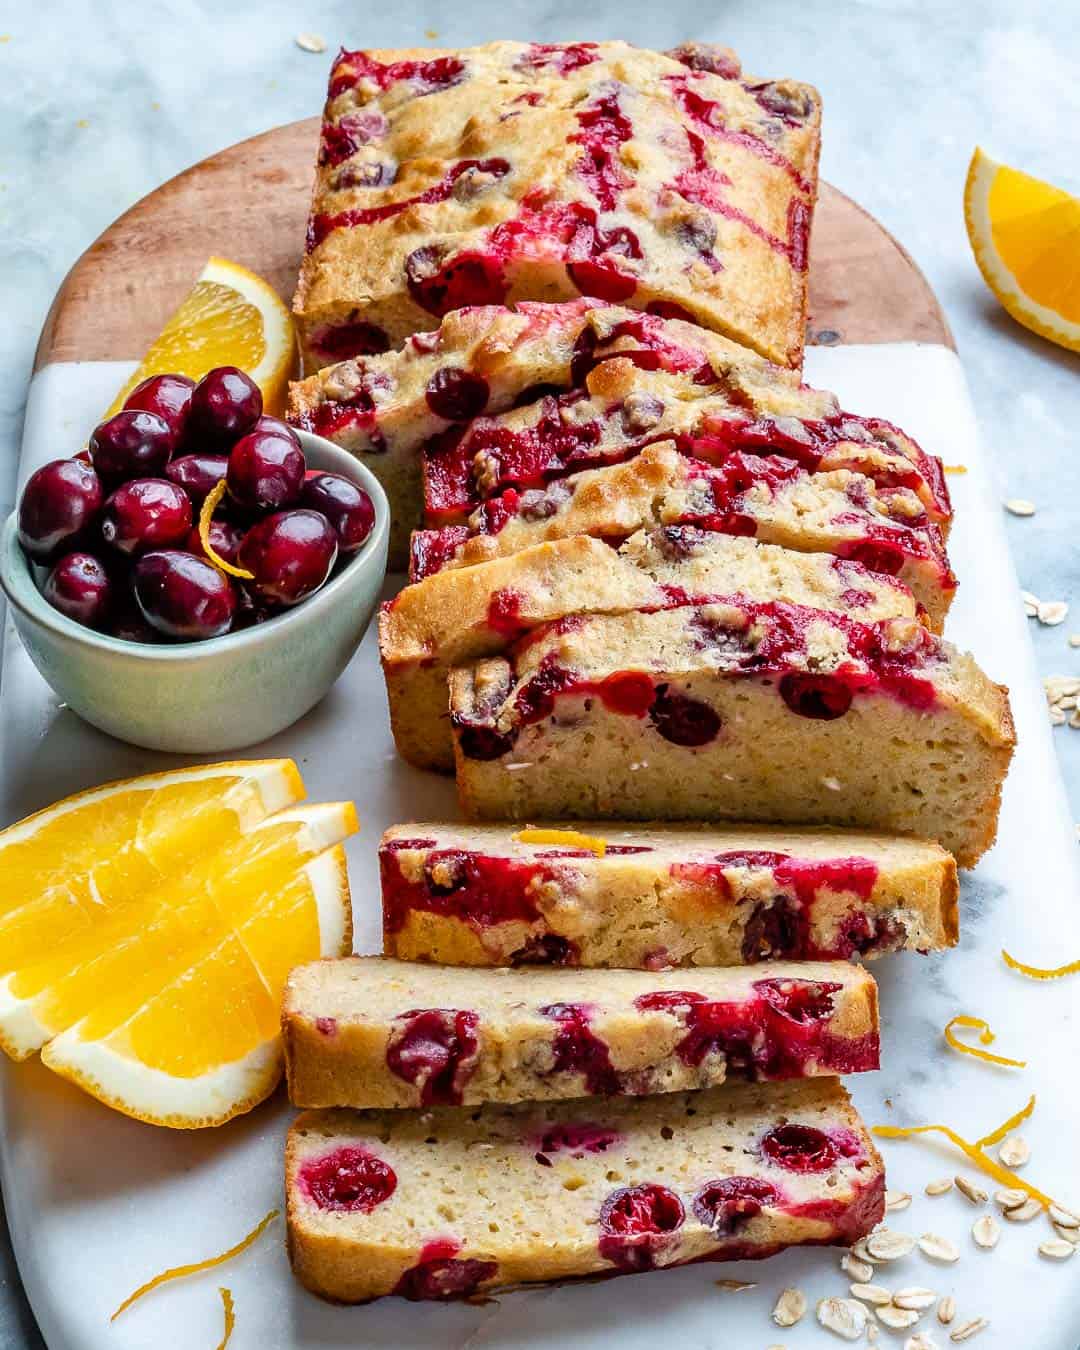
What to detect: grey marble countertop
<box><xmin>1</xmin><ymin>2</ymin><xmax>1077</xmax><ymax>1345</ymax></box>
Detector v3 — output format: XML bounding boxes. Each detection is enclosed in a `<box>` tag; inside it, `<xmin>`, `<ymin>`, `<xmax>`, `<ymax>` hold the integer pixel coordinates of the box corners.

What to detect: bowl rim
<box><xmin>0</xmin><ymin>428</ymin><xmax>390</xmax><ymax>663</ymax></box>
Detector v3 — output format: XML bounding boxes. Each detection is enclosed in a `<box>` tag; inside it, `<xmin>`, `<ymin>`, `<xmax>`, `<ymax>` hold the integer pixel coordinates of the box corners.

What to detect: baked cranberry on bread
<box><xmin>379</xmin><ymin>823</ymin><xmax>957</xmax><ymax>968</ymax></box>
<box><xmin>380</xmin><ymin>529</ymin><xmax>920</xmax><ymax>771</ymax></box>
<box><xmin>286</xmin><ymin>1077</ymin><xmax>883</xmax><ymax>1303</ymax></box>
<box><xmin>283</xmin><ymin>957</ymin><xmax>879</xmax><ymax>1110</ymax></box>
<box><xmin>449</xmin><ymin>603</ymin><xmax>1014</xmax><ymax>865</ymax></box>
<box><xmin>294</xmin><ymin>42</ymin><xmax>820</xmax><ymax>371</ymax></box>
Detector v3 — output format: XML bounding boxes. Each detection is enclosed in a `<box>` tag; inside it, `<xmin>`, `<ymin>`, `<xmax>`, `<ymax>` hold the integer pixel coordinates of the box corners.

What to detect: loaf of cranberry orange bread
<box><xmin>449</xmin><ymin>603</ymin><xmax>1015</xmax><ymax>865</ymax></box>
<box><xmin>283</xmin><ymin>957</ymin><xmax>878</xmax><ymax>1110</ymax></box>
<box><xmin>294</xmin><ymin>41</ymin><xmax>820</xmax><ymax>373</ymax></box>
<box><xmin>381</xmin><ymin>528</ymin><xmax>919</xmax><ymax>771</ymax></box>
<box><xmin>412</xmin><ymin>442</ymin><xmax>957</xmax><ymax>629</ymax></box>
<box><xmin>423</xmin><ymin>354</ymin><xmax>951</xmax><ymax>534</ymax></box>
<box><xmin>380</xmin><ymin>823</ymin><xmax>957</xmax><ymax>967</ymax></box>
<box><xmin>286</xmin><ymin>1077</ymin><xmax>884</xmax><ymax>1303</ymax></box>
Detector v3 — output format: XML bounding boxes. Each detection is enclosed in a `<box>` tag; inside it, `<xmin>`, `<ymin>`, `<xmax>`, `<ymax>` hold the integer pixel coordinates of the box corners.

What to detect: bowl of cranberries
<box><xmin>1</xmin><ymin>366</ymin><xmax>388</xmax><ymax>752</ymax></box>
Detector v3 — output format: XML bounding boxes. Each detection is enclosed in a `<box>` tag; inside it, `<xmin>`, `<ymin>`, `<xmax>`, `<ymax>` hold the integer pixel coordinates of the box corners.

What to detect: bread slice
<box><xmin>449</xmin><ymin>603</ymin><xmax>1015</xmax><ymax>865</ymax></box>
<box><xmin>283</xmin><ymin>957</ymin><xmax>878</xmax><ymax>1110</ymax></box>
<box><xmin>379</xmin><ymin>823</ymin><xmax>958</xmax><ymax>968</ymax></box>
<box><xmin>381</xmin><ymin>529</ymin><xmax>919</xmax><ymax>771</ymax></box>
<box><xmin>293</xmin><ymin>41</ymin><xmax>819</xmax><ymax>372</ymax></box>
<box><xmin>412</xmin><ymin>442</ymin><xmax>956</xmax><ymax>629</ymax></box>
<box><xmin>286</xmin><ymin>1078</ymin><xmax>884</xmax><ymax>1303</ymax></box>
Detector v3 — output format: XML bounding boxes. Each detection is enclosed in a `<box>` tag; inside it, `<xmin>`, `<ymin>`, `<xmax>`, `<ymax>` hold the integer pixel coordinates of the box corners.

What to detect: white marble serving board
<box><xmin>2</xmin><ymin>345</ymin><xmax>1078</xmax><ymax>1350</ymax></box>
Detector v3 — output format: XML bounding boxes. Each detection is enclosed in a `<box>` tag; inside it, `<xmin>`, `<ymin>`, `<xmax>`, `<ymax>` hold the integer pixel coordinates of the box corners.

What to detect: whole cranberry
<box><xmin>42</xmin><ymin>552</ymin><xmax>112</xmax><ymax>628</ymax></box>
<box><xmin>185</xmin><ymin>367</ymin><xmax>262</xmax><ymax>451</ymax></box>
<box><xmin>89</xmin><ymin>410</ymin><xmax>175</xmax><ymax>484</ymax></box>
<box><xmin>166</xmin><ymin>453</ymin><xmax>229</xmax><ymax>507</ymax></box>
<box><xmin>123</xmin><ymin>373</ymin><xmax>195</xmax><ymax>442</ymax></box>
<box><xmin>251</xmin><ymin>414</ymin><xmax>302</xmax><ymax>446</ymax></box>
<box><xmin>18</xmin><ymin>459</ymin><xmax>104</xmax><ymax>563</ymax></box>
<box><xmin>101</xmin><ymin>479</ymin><xmax>192</xmax><ymax>557</ymax></box>
<box><xmin>300</xmin><ymin>472</ymin><xmax>375</xmax><ymax>552</ymax></box>
<box><xmin>108</xmin><ymin>595</ymin><xmax>163</xmax><ymax>644</ymax></box>
<box><xmin>227</xmin><ymin>429</ymin><xmax>306</xmax><ymax>513</ymax></box>
<box><xmin>133</xmin><ymin>550</ymin><xmax>237</xmax><ymax>640</ymax></box>
<box><xmin>185</xmin><ymin>517</ymin><xmax>245</xmax><ymax>566</ymax></box>
<box><xmin>239</xmin><ymin>509</ymin><xmax>338</xmax><ymax>607</ymax></box>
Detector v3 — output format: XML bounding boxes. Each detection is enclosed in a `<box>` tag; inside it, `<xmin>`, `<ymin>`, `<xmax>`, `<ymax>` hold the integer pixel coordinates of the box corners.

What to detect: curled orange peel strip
<box><xmin>111</xmin><ymin>1209</ymin><xmax>278</xmax><ymax>1321</ymax></box>
<box><xmin>874</xmin><ymin>1097</ymin><xmax>1051</xmax><ymax>1209</ymax></box>
<box><xmin>1002</xmin><ymin>947</ymin><xmax>1080</xmax><ymax>980</ymax></box>
<box><xmin>216</xmin><ymin>1287</ymin><xmax>236</xmax><ymax>1350</ymax></box>
<box><xmin>199</xmin><ymin>481</ymin><xmax>255</xmax><ymax>580</ymax></box>
<box><xmin>515</xmin><ymin>828</ymin><xmax>607</xmax><ymax>857</ymax></box>
<box><xmin>944</xmin><ymin>464</ymin><xmax>968</xmax><ymax>474</ymax></box>
<box><xmin>943</xmin><ymin>1014</ymin><xmax>1026</xmax><ymax>1068</ymax></box>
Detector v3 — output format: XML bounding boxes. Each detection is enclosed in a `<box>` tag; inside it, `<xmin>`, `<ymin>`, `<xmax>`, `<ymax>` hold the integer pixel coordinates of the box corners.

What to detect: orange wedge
<box><xmin>965</xmin><ymin>147</ymin><xmax>1080</xmax><ymax>353</ymax></box>
<box><xmin>105</xmin><ymin>256</ymin><xmax>297</xmax><ymax>417</ymax></box>
<box><xmin>0</xmin><ymin>762</ymin><xmax>357</xmax><ymax>1127</ymax></box>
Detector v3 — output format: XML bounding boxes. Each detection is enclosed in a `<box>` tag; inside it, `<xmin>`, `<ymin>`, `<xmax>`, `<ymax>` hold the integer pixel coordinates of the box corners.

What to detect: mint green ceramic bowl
<box><xmin>0</xmin><ymin>430</ymin><xmax>389</xmax><ymax>753</ymax></box>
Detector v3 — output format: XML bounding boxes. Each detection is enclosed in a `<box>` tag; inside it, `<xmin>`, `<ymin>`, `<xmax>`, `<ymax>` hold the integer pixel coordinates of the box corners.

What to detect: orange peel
<box><xmin>515</xmin><ymin>828</ymin><xmax>607</xmax><ymax>857</ymax></box>
<box><xmin>944</xmin><ymin>464</ymin><xmax>968</xmax><ymax>475</ymax></box>
<box><xmin>943</xmin><ymin>1014</ymin><xmax>1026</xmax><ymax>1068</ymax></box>
<box><xmin>216</xmin><ymin>1287</ymin><xmax>235</xmax><ymax>1350</ymax></box>
<box><xmin>199</xmin><ymin>481</ymin><xmax>254</xmax><ymax>580</ymax></box>
<box><xmin>1002</xmin><ymin>948</ymin><xmax>1080</xmax><ymax>981</ymax></box>
<box><xmin>111</xmin><ymin>1209</ymin><xmax>278</xmax><ymax>1321</ymax></box>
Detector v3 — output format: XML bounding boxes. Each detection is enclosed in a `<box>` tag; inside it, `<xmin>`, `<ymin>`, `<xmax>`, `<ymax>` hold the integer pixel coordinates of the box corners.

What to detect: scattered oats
<box><xmin>877</xmin><ymin>1305</ymin><xmax>919</xmax><ymax>1330</ymax></box>
<box><xmin>1069</xmin><ymin>709</ymin><xmax>1080</xmax><ymax>729</ymax></box>
<box><xmin>1044</xmin><ymin>676</ymin><xmax>1080</xmax><ymax>702</ymax></box>
<box><xmin>906</xmin><ymin>1335</ymin><xmax>939</xmax><ymax>1350</ymax></box>
<box><xmin>849</xmin><ymin>1282</ymin><xmax>892</xmax><ymax>1305</ymax></box>
<box><xmin>995</xmin><ymin>1187</ymin><xmax>1026</xmax><ymax>1212</ymax></box>
<box><xmin>1003</xmin><ymin>1197</ymin><xmax>1042</xmax><ymax>1223</ymax></box>
<box><xmin>918</xmin><ymin>1233</ymin><xmax>960</xmax><ymax>1263</ymax></box>
<box><xmin>950</xmin><ymin>1319</ymin><xmax>989</xmax><ymax>1342</ymax></box>
<box><xmin>822</xmin><ymin>776</ymin><xmax>843</xmax><ymax>791</ymax></box>
<box><xmin>841</xmin><ymin>1250</ymin><xmax>875</xmax><ymax>1282</ymax></box>
<box><xmin>894</xmin><ymin>1287</ymin><xmax>937</xmax><ymax>1311</ymax></box>
<box><xmin>295</xmin><ymin>32</ymin><xmax>327</xmax><ymax>52</ymax></box>
<box><xmin>1050</xmin><ymin>1203</ymin><xmax>1080</xmax><ymax>1228</ymax></box>
<box><xmin>937</xmin><ymin>1295</ymin><xmax>956</xmax><ymax>1325</ymax></box>
<box><xmin>716</xmin><ymin>1278</ymin><xmax>756</xmax><ymax>1291</ymax></box>
<box><xmin>1069</xmin><ymin>634</ymin><xmax>1080</xmax><ymax>648</ymax></box>
<box><xmin>1038</xmin><ymin>600</ymin><xmax>1070</xmax><ymax>626</ymax></box>
<box><xmin>867</xmin><ymin>1326</ymin><xmax>880</xmax><ymax>1345</ymax></box>
<box><xmin>1052</xmin><ymin>1222</ymin><xmax>1080</xmax><ymax>1244</ymax></box>
<box><xmin>772</xmin><ymin>1287</ymin><xmax>806</xmax><ymax>1326</ymax></box>
<box><xmin>866</xmin><ymin>1229</ymin><xmax>916</xmax><ymax>1261</ymax></box>
<box><xmin>1022</xmin><ymin>591</ymin><xmax>1040</xmax><ymax>618</ymax></box>
<box><xmin>1038</xmin><ymin>1238</ymin><xmax>1076</xmax><ymax>1260</ymax></box>
<box><xmin>1004</xmin><ymin>498</ymin><xmax>1036</xmax><ymax>517</ymax></box>
<box><xmin>886</xmin><ymin>1189</ymin><xmax>913</xmax><ymax>1212</ymax></box>
<box><xmin>505</xmin><ymin>762</ymin><xmax>533</xmax><ymax>772</ymax></box>
<box><xmin>954</xmin><ymin>1176</ymin><xmax>987</xmax><ymax>1206</ymax></box>
<box><xmin>852</xmin><ymin>1238</ymin><xmax>879</xmax><ymax>1265</ymax></box>
<box><xmin>1050</xmin><ymin>705</ymin><xmax>1068</xmax><ymax>726</ymax></box>
<box><xmin>971</xmin><ymin>1215</ymin><xmax>1000</xmax><ymax>1249</ymax></box>
<box><xmin>816</xmin><ymin>1296</ymin><xmax>869</xmax><ymax>1340</ymax></box>
<box><xmin>925</xmin><ymin>1178</ymin><xmax>954</xmax><ymax>1197</ymax></box>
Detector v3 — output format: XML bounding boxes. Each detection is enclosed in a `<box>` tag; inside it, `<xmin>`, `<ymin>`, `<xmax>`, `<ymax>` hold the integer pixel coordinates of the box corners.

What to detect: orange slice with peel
<box><xmin>965</xmin><ymin>147</ymin><xmax>1080</xmax><ymax>353</ymax></box>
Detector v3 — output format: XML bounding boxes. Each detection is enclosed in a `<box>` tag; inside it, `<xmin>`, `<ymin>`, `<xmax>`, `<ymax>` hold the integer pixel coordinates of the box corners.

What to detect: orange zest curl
<box><xmin>515</xmin><ymin>828</ymin><xmax>607</xmax><ymax>857</ymax></box>
<box><xmin>944</xmin><ymin>464</ymin><xmax>969</xmax><ymax>475</ymax></box>
<box><xmin>216</xmin><ymin>1287</ymin><xmax>236</xmax><ymax>1350</ymax></box>
<box><xmin>111</xmin><ymin>1209</ymin><xmax>278</xmax><ymax>1321</ymax></box>
<box><xmin>943</xmin><ymin>1014</ymin><xmax>1026</xmax><ymax>1068</ymax></box>
<box><xmin>199</xmin><ymin>480</ymin><xmax>254</xmax><ymax>579</ymax></box>
<box><xmin>977</xmin><ymin>1092</ymin><xmax>1036</xmax><ymax>1149</ymax></box>
<box><xmin>1002</xmin><ymin>948</ymin><xmax>1080</xmax><ymax>981</ymax></box>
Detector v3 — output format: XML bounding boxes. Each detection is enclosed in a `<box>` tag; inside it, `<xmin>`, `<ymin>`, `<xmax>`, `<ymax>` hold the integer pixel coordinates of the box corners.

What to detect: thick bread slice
<box><xmin>379</xmin><ymin>823</ymin><xmax>957</xmax><ymax>968</ymax></box>
<box><xmin>381</xmin><ymin>529</ymin><xmax>919</xmax><ymax>771</ymax></box>
<box><xmin>286</xmin><ymin>1078</ymin><xmax>884</xmax><ymax>1303</ymax></box>
<box><xmin>283</xmin><ymin>957</ymin><xmax>879</xmax><ymax>1109</ymax></box>
<box><xmin>449</xmin><ymin>603</ymin><xmax>1015</xmax><ymax>865</ymax></box>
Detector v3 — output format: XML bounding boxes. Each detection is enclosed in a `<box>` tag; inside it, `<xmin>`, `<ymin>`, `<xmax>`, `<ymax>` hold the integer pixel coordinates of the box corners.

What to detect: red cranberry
<box><xmin>90</xmin><ymin>410</ymin><xmax>175</xmax><ymax>483</ymax></box>
<box><xmin>251</xmin><ymin>414</ymin><xmax>302</xmax><ymax>447</ymax></box>
<box><xmin>405</xmin><ymin>245</ymin><xmax>507</xmax><ymax>315</ymax></box>
<box><xmin>760</xmin><ymin>1123</ymin><xmax>837</xmax><ymax>1173</ymax></box>
<box><xmin>300</xmin><ymin>473</ymin><xmax>375</xmax><ymax>553</ymax></box>
<box><xmin>384</xmin><ymin>1008</ymin><xmax>479</xmax><ymax>1106</ymax></box>
<box><xmin>451</xmin><ymin>718</ymin><xmax>518</xmax><ymax>761</ymax></box>
<box><xmin>425</xmin><ymin>368</ymin><xmax>491</xmax><ymax>422</ymax></box>
<box><xmin>779</xmin><ymin>672</ymin><xmax>854</xmax><ymax>720</ymax></box>
<box><xmin>186</xmin><ymin>367</ymin><xmax>262</xmax><ymax>451</ymax></box>
<box><xmin>393</xmin><ymin>1239</ymin><xmax>497</xmax><ymax>1301</ymax></box>
<box><xmin>649</xmin><ymin>686</ymin><xmax>722</xmax><ymax>746</ymax></box>
<box><xmin>536</xmin><ymin>1123</ymin><xmax>621</xmax><ymax>1154</ymax></box>
<box><xmin>754</xmin><ymin>977</ymin><xmax>839</xmax><ymax>1023</ymax></box>
<box><xmin>166</xmin><ymin>453</ymin><xmax>230</xmax><ymax>506</ymax></box>
<box><xmin>133</xmin><ymin>550</ymin><xmax>236</xmax><ymax>640</ymax></box>
<box><xmin>101</xmin><ymin>479</ymin><xmax>192</xmax><ymax>556</ymax></box>
<box><xmin>741</xmin><ymin>896</ymin><xmax>803</xmax><ymax>961</ymax></box>
<box><xmin>238</xmin><ymin>509</ymin><xmax>338</xmax><ymax>607</ymax></box>
<box><xmin>18</xmin><ymin>459</ymin><xmax>104</xmax><ymax>563</ymax></box>
<box><xmin>598</xmin><ymin>1183</ymin><xmax>685</xmax><ymax>1271</ymax></box>
<box><xmin>226</xmin><ymin>429</ymin><xmax>305</xmax><ymax>513</ymax></box>
<box><xmin>185</xmin><ymin>518</ymin><xmax>245</xmax><ymax>566</ymax></box>
<box><xmin>299</xmin><ymin>1146</ymin><xmax>397</xmax><ymax>1212</ymax></box>
<box><xmin>509</xmin><ymin>934</ymin><xmax>577</xmax><ymax>966</ymax></box>
<box><xmin>123</xmin><ymin>373</ymin><xmax>195</xmax><ymax>442</ymax></box>
<box><xmin>42</xmin><ymin>552</ymin><xmax>112</xmax><ymax>628</ymax></box>
<box><xmin>108</xmin><ymin>596</ymin><xmax>163</xmax><ymax>644</ymax></box>
<box><xmin>692</xmin><ymin>1177</ymin><xmax>780</xmax><ymax>1234</ymax></box>
<box><xmin>541</xmin><ymin>1002</ymin><xmax>620</xmax><ymax>1095</ymax></box>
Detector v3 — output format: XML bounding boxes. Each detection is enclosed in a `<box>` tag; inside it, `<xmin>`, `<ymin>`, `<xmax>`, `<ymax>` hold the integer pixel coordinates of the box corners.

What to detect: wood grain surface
<box><xmin>34</xmin><ymin>115</ymin><xmax>954</xmax><ymax>370</ymax></box>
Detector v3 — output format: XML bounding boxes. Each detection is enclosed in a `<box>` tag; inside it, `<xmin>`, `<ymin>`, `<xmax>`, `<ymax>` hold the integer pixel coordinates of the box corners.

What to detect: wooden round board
<box><xmin>34</xmin><ymin>116</ymin><xmax>953</xmax><ymax>370</ymax></box>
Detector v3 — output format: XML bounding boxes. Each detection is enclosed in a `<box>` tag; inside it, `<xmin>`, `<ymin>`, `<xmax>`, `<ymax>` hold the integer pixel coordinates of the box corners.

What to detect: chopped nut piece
<box><xmin>1038</xmin><ymin>1238</ymin><xmax>1076</xmax><ymax>1259</ymax></box>
<box><xmin>841</xmin><ymin>1251</ymin><xmax>875</xmax><ymax>1282</ymax></box>
<box><xmin>878</xmin><ymin>1305</ymin><xmax>919</xmax><ymax>1329</ymax></box>
<box><xmin>849</xmin><ymin>1282</ymin><xmax>892</xmax><ymax>1305</ymax></box>
<box><xmin>918</xmin><ymin>1233</ymin><xmax>960</xmax><ymax>1263</ymax></box>
<box><xmin>954</xmin><ymin>1176</ymin><xmax>988</xmax><ymax>1206</ymax></box>
<box><xmin>971</xmin><ymin>1215</ymin><xmax>1000</xmax><ymax>1249</ymax></box>
<box><xmin>886</xmin><ymin>1189</ymin><xmax>913</xmax><ymax>1212</ymax></box>
<box><xmin>950</xmin><ymin>1319</ymin><xmax>989</xmax><ymax>1343</ymax></box>
<box><xmin>816</xmin><ymin>1296</ymin><xmax>869</xmax><ymax>1340</ymax></box>
<box><xmin>772</xmin><ymin>1287</ymin><xmax>806</xmax><ymax>1326</ymax></box>
<box><xmin>894</xmin><ymin>1287</ymin><xmax>937</xmax><ymax>1311</ymax></box>
<box><xmin>998</xmin><ymin>1133</ymin><xmax>1030</xmax><ymax>1168</ymax></box>
<box><xmin>295</xmin><ymin>32</ymin><xmax>327</xmax><ymax>52</ymax></box>
<box><xmin>1003</xmin><ymin>1197</ymin><xmax>1042</xmax><ymax>1222</ymax></box>
<box><xmin>925</xmin><ymin>1178</ymin><xmax>954</xmax><ymax>1197</ymax></box>
<box><xmin>905</xmin><ymin>1334</ymin><xmax>939</xmax><ymax>1350</ymax></box>
<box><xmin>1004</xmin><ymin>498</ymin><xmax>1036</xmax><ymax>516</ymax></box>
<box><xmin>937</xmin><ymin>1295</ymin><xmax>956</xmax><ymax>1325</ymax></box>
<box><xmin>866</xmin><ymin>1229</ymin><xmax>916</xmax><ymax>1261</ymax></box>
